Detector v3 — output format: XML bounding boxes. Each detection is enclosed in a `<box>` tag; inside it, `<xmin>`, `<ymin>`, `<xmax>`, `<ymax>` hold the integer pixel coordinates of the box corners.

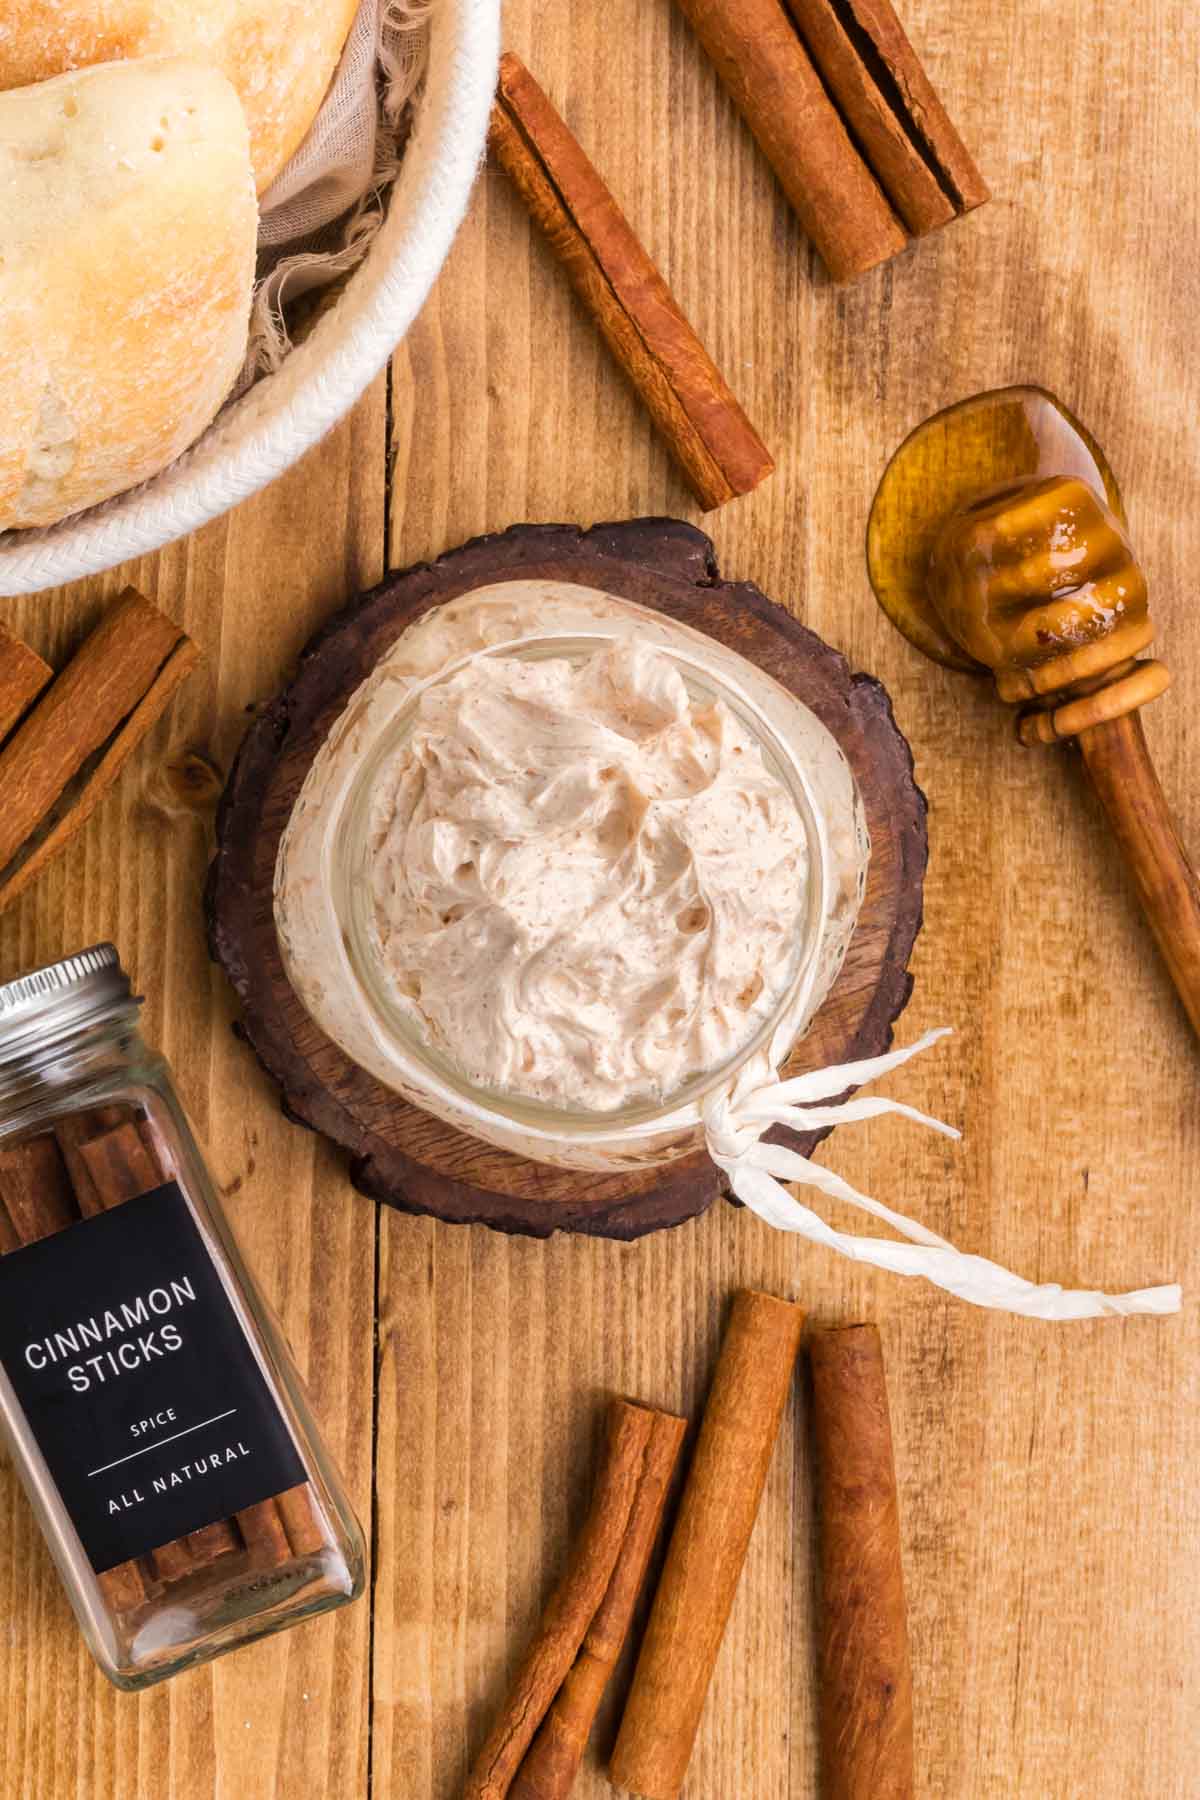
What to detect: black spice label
<box><xmin>0</xmin><ymin>1183</ymin><xmax>304</xmax><ymax>1573</ymax></box>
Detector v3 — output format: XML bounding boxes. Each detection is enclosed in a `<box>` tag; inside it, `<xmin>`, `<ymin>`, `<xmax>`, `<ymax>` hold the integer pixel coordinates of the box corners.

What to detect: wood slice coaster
<box><xmin>207</xmin><ymin>520</ymin><xmax>927</xmax><ymax>1240</ymax></box>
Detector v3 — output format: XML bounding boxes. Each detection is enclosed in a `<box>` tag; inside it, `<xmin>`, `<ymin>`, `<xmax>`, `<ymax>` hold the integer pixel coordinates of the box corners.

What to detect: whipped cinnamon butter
<box><xmin>361</xmin><ymin>639</ymin><xmax>808</xmax><ymax>1110</ymax></box>
<box><xmin>276</xmin><ymin>581</ymin><xmax>865</xmax><ymax>1152</ymax></box>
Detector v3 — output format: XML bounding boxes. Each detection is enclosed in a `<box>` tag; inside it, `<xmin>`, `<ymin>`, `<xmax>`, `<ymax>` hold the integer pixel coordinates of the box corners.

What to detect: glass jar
<box><xmin>0</xmin><ymin>946</ymin><xmax>365</xmax><ymax>1689</ymax></box>
<box><xmin>276</xmin><ymin>585</ymin><xmax>870</xmax><ymax>1171</ymax></box>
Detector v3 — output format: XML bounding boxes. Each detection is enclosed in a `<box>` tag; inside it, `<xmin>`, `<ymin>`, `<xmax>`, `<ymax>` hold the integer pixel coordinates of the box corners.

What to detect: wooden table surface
<box><xmin>2</xmin><ymin>1</ymin><xmax>1198</xmax><ymax>1794</ymax></box>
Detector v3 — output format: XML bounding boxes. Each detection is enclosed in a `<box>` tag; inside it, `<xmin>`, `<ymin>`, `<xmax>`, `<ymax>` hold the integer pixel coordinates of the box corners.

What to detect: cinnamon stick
<box><xmin>465</xmin><ymin>1399</ymin><xmax>661</xmax><ymax>1800</ymax></box>
<box><xmin>809</xmin><ymin>1324</ymin><xmax>913</xmax><ymax>1800</ymax></box>
<box><xmin>610</xmin><ymin>1290</ymin><xmax>805</xmax><ymax>1799</ymax></box>
<box><xmin>491</xmin><ymin>53</ymin><xmax>774</xmax><ymax>512</ymax></box>
<box><xmin>670</xmin><ymin>0</ymin><xmax>906</xmax><ymax>280</ymax></box>
<box><xmin>0</xmin><ymin>588</ymin><xmax>199</xmax><ymax>907</ymax></box>
<box><xmin>0</xmin><ymin>622</ymin><xmax>52</xmax><ymax>743</ymax></box>
<box><xmin>0</xmin><ymin>637</ymin><xmax>201</xmax><ymax>918</ymax></box>
<box><xmin>511</xmin><ymin>1410</ymin><xmax>687</xmax><ymax>1800</ymax></box>
<box><xmin>784</xmin><ymin>0</ymin><xmax>988</xmax><ymax>234</ymax></box>
<box><xmin>53</xmin><ymin>1108</ymin><xmax>129</xmax><ymax>1215</ymax></box>
<box><xmin>277</xmin><ymin>1482</ymin><xmax>330</xmax><ymax>1556</ymax></box>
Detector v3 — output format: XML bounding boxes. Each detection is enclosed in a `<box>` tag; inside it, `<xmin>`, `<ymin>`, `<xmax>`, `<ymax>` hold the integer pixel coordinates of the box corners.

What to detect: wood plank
<box><xmin>0</xmin><ymin>379</ymin><xmax>386</xmax><ymax>1797</ymax></box>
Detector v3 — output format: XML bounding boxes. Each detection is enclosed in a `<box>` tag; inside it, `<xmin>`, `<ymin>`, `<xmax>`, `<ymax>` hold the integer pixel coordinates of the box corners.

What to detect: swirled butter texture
<box><xmin>365</xmin><ymin>641</ymin><xmax>809</xmax><ymax>1110</ymax></box>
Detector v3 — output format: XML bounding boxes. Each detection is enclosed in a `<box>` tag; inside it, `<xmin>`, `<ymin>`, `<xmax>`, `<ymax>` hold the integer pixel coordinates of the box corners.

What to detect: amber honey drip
<box><xmin>866</xmin><ymin>385</ymin><xmax>1126</xmax><ymax>672</ymax></box>
<box><xmin>865</xmin><ymin>384</ymin><xmax>1200</xmax><ymax>1045</ymax></box>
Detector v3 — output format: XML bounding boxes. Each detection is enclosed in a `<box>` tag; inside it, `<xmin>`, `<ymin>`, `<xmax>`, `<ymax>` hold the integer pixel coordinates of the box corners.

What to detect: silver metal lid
<box><xmin>0</xmin><ymin>945</ymin><xmax>139</xmax><ymax>1072</ymax></box>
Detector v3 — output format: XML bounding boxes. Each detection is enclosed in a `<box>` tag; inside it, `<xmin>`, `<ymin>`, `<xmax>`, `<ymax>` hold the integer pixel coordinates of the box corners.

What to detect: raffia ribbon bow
<box><xmin>703</xmin><ymin>1029</ymin><xmax>1180</xmax><ymax>1320</ymax></box>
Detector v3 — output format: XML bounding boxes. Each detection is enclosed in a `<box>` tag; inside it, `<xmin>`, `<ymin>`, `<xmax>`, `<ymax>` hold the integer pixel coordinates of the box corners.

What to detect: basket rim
<box><xmin>0</xmin><ymin>0</ymin><xmax>500</xmax><ymax>598</ymax></box>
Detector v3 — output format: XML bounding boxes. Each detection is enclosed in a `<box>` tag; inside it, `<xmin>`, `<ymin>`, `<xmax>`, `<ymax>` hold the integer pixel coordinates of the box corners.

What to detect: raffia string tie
<box><xmin>703</xmin><ymin>1029</ymin><xmax>1181</xmax><ymax>1320</ymax></box>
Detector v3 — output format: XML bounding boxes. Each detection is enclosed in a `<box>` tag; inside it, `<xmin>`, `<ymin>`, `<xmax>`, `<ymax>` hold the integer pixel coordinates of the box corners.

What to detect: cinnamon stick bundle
<box><xmin>0</xmin><ymin>588</ymin><xmax>200</xmax><ymax>914</ymax></box>
<box><xmin>466</xmin><ymin>1399</ymin><xmax>686</xmax><ymax>1800</ymax></box>
<box><xmin>672</xmin><ymin>0</ymin><xmax>986</xmax><ymax>277</ymax></box>
<box><xmin>810</xmin><ymin>1324</ymin><xmax>914</xmax><ymax>1800</ymax></box>
<box><xmin>610</xmin><ymin>1290</ymin><xmax>805</xmax><ymax>1799</ymax></box>
<box><xmin>511</xmin><ymin>1410</ymin><xmax>686</xmax><ymax>1800</ymax></box>
<box><xmin>490</xmin><ymin>53</ymin><xmax>774</xmax><ymax>512</ymax></box>
<box><xmin>671</xmin><ymin>0</ymin><xmax>905</xmax><ymax>280</ymax></box>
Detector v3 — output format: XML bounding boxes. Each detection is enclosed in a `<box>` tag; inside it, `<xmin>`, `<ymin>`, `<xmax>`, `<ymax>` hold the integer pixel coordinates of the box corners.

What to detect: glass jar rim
<box><xmin>326</xmin><ymin>630</ymin><xmax>833</xmax><ymax>1135</ymax></box>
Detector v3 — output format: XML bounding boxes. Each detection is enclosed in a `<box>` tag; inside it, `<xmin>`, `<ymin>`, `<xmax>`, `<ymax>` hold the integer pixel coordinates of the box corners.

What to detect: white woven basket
<box><xmin>0</xmin><ymin>0</ymin><xmax>500</xmax><ymax>600</ymax></box>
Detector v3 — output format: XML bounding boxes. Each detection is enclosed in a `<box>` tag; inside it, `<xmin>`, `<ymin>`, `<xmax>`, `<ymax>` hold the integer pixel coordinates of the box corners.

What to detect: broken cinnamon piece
<box><xmin>0</xmin><ymin>588</ymin><xmax>199</xmax><ymax>913</ymax></box>
<box><xmin>53</xmin><ymin>1109</ymin><xmax>128</xmax><ymax>1215</ymax></box>
<box><xmin>784</xmin><ymin>0</ymin><xmax>988</xmax><ymax>235</ymax></box>
<box><xmin>97</xmin><ymin>1559</ymin><xmax>149</xmax><ymax>1616</ymax></box>
<box><xmin>185</xmin><ymin>1519</ymin><xmax>241</xmax><ymax>1562</ymax></box>
<box><xmin>491</xmin><ymin>53</ymin><xmax>774</xmax><ymax>511</ymax></box>
<box><xmin>0</xmin><ymin>622</ymin><xmax>52</xmax><ymax>743</ymax></box>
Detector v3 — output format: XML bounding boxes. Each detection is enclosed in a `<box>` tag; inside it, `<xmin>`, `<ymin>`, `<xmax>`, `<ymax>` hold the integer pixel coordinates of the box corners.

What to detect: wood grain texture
<box><xmin>0</xmin><ymin>386</ymin><xmax>385</xmax><ymax>1798</ymax></box>
<box><xmin>3</xmin><ymin>0</ymin><xmax>1200</xmax><ymax>1794</ymax></box>
<box><xmin>206</xmin><ymin>517</ymin><xmax>926</xmax><ymax>1238</ymax></box>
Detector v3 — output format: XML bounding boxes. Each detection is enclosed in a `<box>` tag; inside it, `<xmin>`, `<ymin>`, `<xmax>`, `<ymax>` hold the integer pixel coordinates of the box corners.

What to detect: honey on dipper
<box><xmin>868</xmin><ymin>384</ymin><xmax>1200</xmax><ymax>1039</ymax></box>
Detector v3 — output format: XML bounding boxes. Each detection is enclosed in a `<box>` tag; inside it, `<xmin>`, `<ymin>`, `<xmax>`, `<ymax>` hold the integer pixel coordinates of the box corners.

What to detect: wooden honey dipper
<box><xmin>877</xmin><ymin>441</ymin><xmax>1200</xmax><ymax>1039</ymax></box>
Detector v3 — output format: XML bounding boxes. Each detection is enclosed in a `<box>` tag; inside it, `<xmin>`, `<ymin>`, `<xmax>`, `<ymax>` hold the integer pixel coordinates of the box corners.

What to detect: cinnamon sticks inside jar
<box><xmin>0</xmin><ymin>946</ymin><xmax>364</xmax><ymax>1690</ymax></box>
<box><xmin>672</xmin><ymin>0</ymin><xmax>987</xmax><ymax>278</ymax></box>
<box><xmin>0</xmin><ymin>1105</ymin><xmax>327</xmax><ymax>1607</ymax></box>
<box><xmin>0</xmin><ymin>589</ymin><xmax>199</xmax><ymax>915</ymax></box>
<box><xmin>810</xmin><ymin>1323</ymin><xmax>914</xmax><ymax>1799</ymax></box>
<box><xmin>490</xmin><ymin>53</ymin><xmax>774</xmax><ymax>512</ymax></box>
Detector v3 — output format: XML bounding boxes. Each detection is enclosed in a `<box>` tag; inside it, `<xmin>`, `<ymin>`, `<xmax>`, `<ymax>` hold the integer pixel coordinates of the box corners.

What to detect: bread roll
<box><xmin>0</xmin><ymin>1</ymin><xmax>360</xmax><ymax>192</ymax></box>
<box><xmin>0</xmin><ymin>57</ymin><xmax>257</xmax><ymax>530</ymax></box>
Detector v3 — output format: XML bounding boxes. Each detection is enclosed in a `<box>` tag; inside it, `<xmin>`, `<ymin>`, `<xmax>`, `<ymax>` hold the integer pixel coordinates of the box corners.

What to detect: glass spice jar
<box><xmin>0</xmin><ymin>945</ymin><xmax>364</xmax><ymax>1689</ymax></box>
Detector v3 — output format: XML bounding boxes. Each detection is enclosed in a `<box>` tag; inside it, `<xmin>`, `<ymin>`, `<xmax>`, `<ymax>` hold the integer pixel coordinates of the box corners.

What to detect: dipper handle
<box><xmin>1076</xmin><ymin>713</ymin><xmax>1200</xmax><ymax>1040</ymax></box>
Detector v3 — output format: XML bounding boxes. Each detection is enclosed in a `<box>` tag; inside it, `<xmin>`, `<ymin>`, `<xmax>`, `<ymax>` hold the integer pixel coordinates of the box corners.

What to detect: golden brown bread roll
<box><xmin>0</xmin><ymin>1</ymin><xmax>360</xmax><ymax>192</ymax></box>
<box><xmin>0</xmin><ymin>57</ymin><xmax>257</xmax><ymax>530</ymax></box>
